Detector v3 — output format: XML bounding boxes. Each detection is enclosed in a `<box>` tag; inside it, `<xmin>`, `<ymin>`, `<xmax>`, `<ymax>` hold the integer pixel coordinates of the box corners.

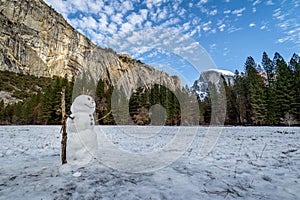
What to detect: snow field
<box><xmin>0</xmin><ymin>126</ymin><xmax>299</xmax><ymax>199</ymax></box>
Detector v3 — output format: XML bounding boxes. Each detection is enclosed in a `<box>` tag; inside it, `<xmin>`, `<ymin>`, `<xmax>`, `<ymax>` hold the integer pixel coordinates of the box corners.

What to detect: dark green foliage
<box><xmin>244</xmin><ymin>57</ymin><xmax>267</xmax><ymax>125</ymax></box>
<box><xmin>273</xmin><ymin>53</ymin><xmax>296</xmax><ymax>124</ymax></box>
<box><xmin>128</xmin><ymin>84</ymin><xmax>182</xmax><ymax>125</ymax></box>
<box><xmin>220</xmin><ymin>52</ymin><xmax>300</xmax><ymax>126</ymax></box>
<box><xmin>261</xmin><ymin>52</ymin><xmax>277</xmax><ymax>124</ymax></box>
<box><xmin>0</xmin><ymin>71</ymin><xmax>73</xmax><ymax>125</ymax></box>
<box><xmin>95</xmin><ymin>79</ymin><xmax>115</xmax><ymax>125</ymax></box>
<box><xmin>1</xmin><ymin>52</ymin><xmax>299</xmax><ymax>126</ymax></box>
<box><xmin>111</xmin><ymin>85</ymin><xmax>130</xmax><ymax>125</ymax></box>
<box><xmin>232</xmin><ymin>71</ymin><xmax>249</xmax><ymax>125</ymax></box>
<box><xmin>290</xmin><ymin>53</ymin><xmax>300</xmax><ymax>122</ymax></box>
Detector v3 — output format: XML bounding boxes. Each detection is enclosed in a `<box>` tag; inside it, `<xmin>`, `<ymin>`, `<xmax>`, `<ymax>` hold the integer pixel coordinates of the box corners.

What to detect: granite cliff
<box><xmin>192</xmin><ymin>69</ymin><xmax>234</xmax><ymax>100</ymax></box>
<box><xmin>0</xmin><ymin>0</ymin><xmax>181</xmax><ymax>95</ymax></box>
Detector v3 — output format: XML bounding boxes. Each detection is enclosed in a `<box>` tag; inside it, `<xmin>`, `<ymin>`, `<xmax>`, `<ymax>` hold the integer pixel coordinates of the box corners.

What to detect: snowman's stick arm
<box><xmin>98</xmin><ymin>110</ymin><xmax>112</xmax><ymax>121</ymax></box>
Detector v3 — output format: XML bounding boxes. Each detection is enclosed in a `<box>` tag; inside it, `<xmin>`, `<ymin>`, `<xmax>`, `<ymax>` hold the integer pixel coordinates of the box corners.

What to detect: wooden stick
<box><xmin>98</xmin><ymin>110</ymin><xmax>112</xmax><ymax>121</ymax></box>
<box><xmin>61</xmin><ymin>87</ymin><xmax>67</xmax><ymax>165</ymax></box>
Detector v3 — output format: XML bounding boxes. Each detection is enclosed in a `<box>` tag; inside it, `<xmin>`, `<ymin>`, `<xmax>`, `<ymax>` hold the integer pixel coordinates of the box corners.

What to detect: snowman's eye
<box><xmin>88</xmin><ymin>97</ymin><xmax>90</xmax><ymax>101</ymax></box>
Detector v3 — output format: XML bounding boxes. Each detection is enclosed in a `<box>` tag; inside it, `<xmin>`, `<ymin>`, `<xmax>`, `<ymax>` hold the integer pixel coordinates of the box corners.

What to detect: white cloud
<box><xmin>119</xmin><ymin>22</ymin><xmax>135</xmax><ymax>36</ymax></box>
<box><xmin>209</xmin><ymin>9</ymin><xmax>218</xmax><ymax>16</ymax></box>
<box><xmin>272</xmin><ymin>2</ymin><xmax>300</xmax><ymax>46</ymax></box>
<box><xmin>224</xmin><ymin>10</ymin><xmax>231</xmax><ymax>14</ymax></box>
<box><xmin>266</xmin><ymin>0</ymin><xmax>275</xmax><ymax>6</ymax></box>
<box><xmin>189</xmin><ymin>28</ymin><xmax>199</xmax><ymax>37</ymax></box>
<box><xmin>70</xmin><ymin>16</ymin><xmax>99</xmax><ymax>31</ymax></box>
<box><xmin>202</xmin><ymin>21</ymin><xmax>212</xmax><ymax>32</ymax></box>
<box><xmin>157</xmin><ymin>8</ymin><xmax>168</xmax><ymax>21</ymax></box>
<box><xmin>232</xmin><ymin>7</ymin><xmax>246</xmax><ymax>17</ymax></box>
<box><xmin>209</xmin><ymin>43</ymin><xmax>217</xmax><ymax>52</ymax></box>
<box><xmin>145</xmin><ymin>0</ymin><xmax>165</xmax><ymax>9</ymax></box>
<box><xmin>260</xmin><ymin>25</ymin><xmax>267</xmax><ymax>30</ymax></box>
<box><xmin>252</xmin><ymin>0</ymin><xmax>261</xmax><ymax>6</ymax></box>
<box><xmin>279</xmin><ymin>20</ymin><xmax>290</xmax><ymax>29</ymax></box>
<box><xmin>182</xmin><ymin>22</ymin><xmax>191</xmax><ymax>31</ymax></box>
<box><xmin>218</xmin><ymin>24</ymin><xmax>226</xmax><ymax>32</ymax></box>
<box><xmin>127</xmin><ymin>13</ymin><xmax>142</xmax><ymax>26</ymax></box>
<box><xmin>177</xmin><ymin>8</ymin><xmax>186</xmax><ymax>16</ymax></box>
<box><xmin>273</xmin><ymin>8</ymin><xmax>285</xmax><ymax>20</ymax></box>
<box><xmin>228</xmin><ymin>26</ymin><xmax>242</xmax><ymax>33</ymax></box>
<box><xmin>288</xmin><ymin>29</ymin><xmax>296</xmax><ymax>35</ymax></box>
<box><xmin>223</xmin><ymin>47</ymin><xmax>229</xmax><ymax>56</ymax></box>
<box><xmin>249</xmin><ymin>23</ymin><xmax>256</xmax><ymax>27</ymax></box>
<box><xmin>122</xmin><ymin>1</ymin><xmax>134</xmax><ymax>14</ymax></box>
<box><xmin>107</xmin><ymin>23</ymin><xmax>118</xmax><ymax>35</ymax></box>
<box><xmin>252</xmin><ymin>7</ymin><xmax>257</xmax><ymax>13</ymax></box>
<box><xmin>87</xmin><ymin>0</ymin><xmax>104</xmax><ymax>14</ymax></box>
<box><xmin>199</xmin><ymin>0</ymin><xmax>208</xmax><ymax>4</ymax></box>
<box><xmin>161</xmin><ymin>18</ymin><xmax>180</xmax><ymax>27</ymax></box>
<box><xmin>98</xmin><ymin>13</ymin><xmax>108</xmax><ymax>30</ymax></box>
<box><xmin>277</xmin><ymin>37</ymin><xmax>289</xmax><ymax>43</ymax></box>
<box><xmin>111</xmin><ymin>13</ymin><xmax>123</xmax><ymax>25</ymax></box>
<box><xmin>103</xmin><ymin>5</ymin><xmax>115</xmax><ymax>16</ymax></box>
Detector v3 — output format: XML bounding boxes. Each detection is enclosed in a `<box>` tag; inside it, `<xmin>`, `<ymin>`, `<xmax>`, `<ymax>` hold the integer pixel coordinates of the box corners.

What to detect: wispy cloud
<box><xmin>266</xmin><ymin>0</ymin><xmax>275</xmax><ymax>6</ymax></box>
<box><xmin>209</xmin><ymin>43</ymin><xmax>217</xmax><ymax>53</ymax></box>
<box><xmin>252</xmin><ymin>0</ymin><xmax>261</xmax><ymax>6</ymax></box>
<box><xmin>232</xmin><ymin>7</ymin><xmax>246</xmax><ymax>17</ymax></box>
<box><xmin>43</xmin><ymin>0</ymin><xmax>299</xmax><ymax>77</ymax></box>
<box><xmin>273</xmin><ymin>2</ymin><xmax>300</xmax><ymax>46</ymax></box>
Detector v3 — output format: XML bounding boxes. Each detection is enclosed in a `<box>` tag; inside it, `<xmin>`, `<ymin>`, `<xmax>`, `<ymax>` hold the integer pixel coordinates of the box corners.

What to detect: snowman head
<box><xmin>71</xmin><ymin>95</ymin><xmax>96</xmax><ymax>114</ymax></box>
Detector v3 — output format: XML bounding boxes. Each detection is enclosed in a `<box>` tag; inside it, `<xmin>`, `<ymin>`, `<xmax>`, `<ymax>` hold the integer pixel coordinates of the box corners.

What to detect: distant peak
<box><xmin>206</xmin><ymin>69</ymin><xmax>235</xmax><ymax>76</ymax></box>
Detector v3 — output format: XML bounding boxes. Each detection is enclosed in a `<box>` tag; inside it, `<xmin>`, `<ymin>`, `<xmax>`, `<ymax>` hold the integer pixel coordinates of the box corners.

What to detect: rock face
<box><xmin>0</xmin><ymin>0</ymin><xmax>181</xmax><ymax>93</ymax></box>
<box><xmin>192</xmin><ymin>69</ymin><xmax>234</xmax><ymax>100</ymax></box>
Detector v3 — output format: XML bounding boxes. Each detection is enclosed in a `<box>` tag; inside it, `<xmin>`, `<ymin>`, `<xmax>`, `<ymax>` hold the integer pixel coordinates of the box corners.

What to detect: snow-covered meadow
<box><xmin>0</xmin><ymin>126</ymin><xmax>299</xmax><ymax>199</ymax></box>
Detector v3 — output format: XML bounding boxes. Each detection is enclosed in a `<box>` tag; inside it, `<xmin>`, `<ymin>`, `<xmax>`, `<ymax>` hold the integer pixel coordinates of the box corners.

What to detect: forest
<box><xmin>0</xmin><ymin>51</ymin><xmax>299</xmax><ymax>126</ymax></box>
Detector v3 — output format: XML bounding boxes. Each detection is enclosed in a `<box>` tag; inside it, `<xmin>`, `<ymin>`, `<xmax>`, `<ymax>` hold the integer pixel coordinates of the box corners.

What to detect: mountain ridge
<box><xmin>0</xmin><ymin>0</ymin><xmax>181</xmax><ymax>95</ymax></box>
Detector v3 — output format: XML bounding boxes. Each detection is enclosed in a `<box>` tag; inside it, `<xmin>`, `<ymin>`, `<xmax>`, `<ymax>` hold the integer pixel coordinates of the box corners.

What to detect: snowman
<box><xmin>66</xmin><ymin>95</ymin><xmax>98</xmax><ymax>166</ymax></box>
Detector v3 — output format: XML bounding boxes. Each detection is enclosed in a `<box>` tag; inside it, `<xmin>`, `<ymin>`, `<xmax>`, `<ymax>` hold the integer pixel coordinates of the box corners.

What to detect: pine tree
<box><xmin>0</xmin><ymin>100</ymin><xmax>4</xmax><ymax>124</ymax></box>
<box><xmin>111</xmin><ymin>85</ymin><xmax>130</xmax><ymax>125</ymax></box>
<box><xmin>95</xmin><ymin>79</ymin><xmax>115</xmax><ymax>125</ymax></box>
<box><xmin>289</xmin><ymin>53</ymin><xmax>300</xmax><ymax>123</ymax></box>
<box><xmin>222</xmin><ymin>75</ymin><xmax>238</xmax><ymax>125</ymax></box>
<box><xmin>244</xmin><ymin>56</ymin><xmax>266</xmax><ymax>125</ymax></box>
<box><xmin>273</xmin><ymin>52</ymin><xmax>296</xmax><ymax>124</ymax></box>
<box><xmin>235</xmin><ymin>70</ymin><xmax>250</xmax><ymax>124</ymax></box>
<box><xmin>261</xmin><ymin>52</ymin><xmax>277</xmax><ymax>124</ymax></box>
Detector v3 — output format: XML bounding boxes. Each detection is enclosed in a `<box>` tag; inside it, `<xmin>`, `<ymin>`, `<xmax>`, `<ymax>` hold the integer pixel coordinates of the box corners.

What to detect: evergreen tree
<box><xmin>261</xmin><ymin>52</ymin><xmax>277</xmax><ymax>124</ymax></box>
<box><xmin>273</xmin><ymin>52</ymin><xmax>296</xmax><ymax>124</ymax></box>
<box><xmin>244</xmin><ymin>56</ymin><xmax>266</xmax><ymax>125</ymax></box>
<box><xmin>223</xmin><ymin>75</ymin><xmax>238</xmax><ymax>125</ymax></box>
<box><xmin>234</xmin><ymin>72</ymin><xmax>251</xmax><ymax>124</ymax></box>
<box><xmin>289</xmin><ymin>53</ymin><xmax>300</xmax><ymax>123</ymax></box>
<box><xmin>111</xmin><ymin>85</ymin><xmax>130</xmax><ymax>125</ymax></box>
<box><xmin>0</xmin><ymin>100</ymin><xmax>4</xmax><ymax>124</ymax></box>
<box><xmin>95</xmin><ymin>79</ymin><xmax>114</xmax><ymax>125</ymax></box>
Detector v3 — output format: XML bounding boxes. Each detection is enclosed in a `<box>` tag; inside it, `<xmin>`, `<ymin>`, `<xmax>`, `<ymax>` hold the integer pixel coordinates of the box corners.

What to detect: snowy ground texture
<box><xmin>0</xmin><ymin>126</ymin><xmax>299</xmax><ymax>200</ymax></box>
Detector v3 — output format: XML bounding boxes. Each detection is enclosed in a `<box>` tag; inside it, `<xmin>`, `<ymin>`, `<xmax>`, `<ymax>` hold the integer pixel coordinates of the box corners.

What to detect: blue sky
<box><xmin>44</xmin><ymin>0</ymin><xmax>300</xmax><ymax>85</ymax></box>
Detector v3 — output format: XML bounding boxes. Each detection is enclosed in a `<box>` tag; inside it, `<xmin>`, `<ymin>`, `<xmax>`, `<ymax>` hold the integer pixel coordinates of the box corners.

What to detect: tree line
<box><xmin>0</xmin><ymin>52</ymin><xmax>299</xmax><ymax>126</ymax></box>
<box><xmin>216</xmin><ymin>52</ymin><xmax>300</xmax><ymax>126</ymax></box>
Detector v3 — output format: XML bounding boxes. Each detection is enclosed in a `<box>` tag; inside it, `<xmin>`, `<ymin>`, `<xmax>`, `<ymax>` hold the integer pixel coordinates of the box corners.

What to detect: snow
<box><xmin>66</xmin><ymin>95</ymin><xmax>98</xmax><ymax>167</ymax></box>
<box><xmin>0</xmin><ymin>126</ymin><xmax>300</xmax><ymax>199</ymax></box>
<box><xmin>206</xmin><ymin>69</ymin><xmax>235</xmax><ymax>77</ymax></box>
<box><xmin>192</xmin><ymin>68</ymin><xmax>235</xmax><ymax>100</ymax></box>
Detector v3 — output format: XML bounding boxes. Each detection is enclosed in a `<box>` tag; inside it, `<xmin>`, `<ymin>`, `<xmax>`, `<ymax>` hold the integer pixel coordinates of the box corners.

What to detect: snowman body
<box><xmin>66</xmin><ymin>95</ymin><xmax>98</xmax><ymax>166</ymax></box>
